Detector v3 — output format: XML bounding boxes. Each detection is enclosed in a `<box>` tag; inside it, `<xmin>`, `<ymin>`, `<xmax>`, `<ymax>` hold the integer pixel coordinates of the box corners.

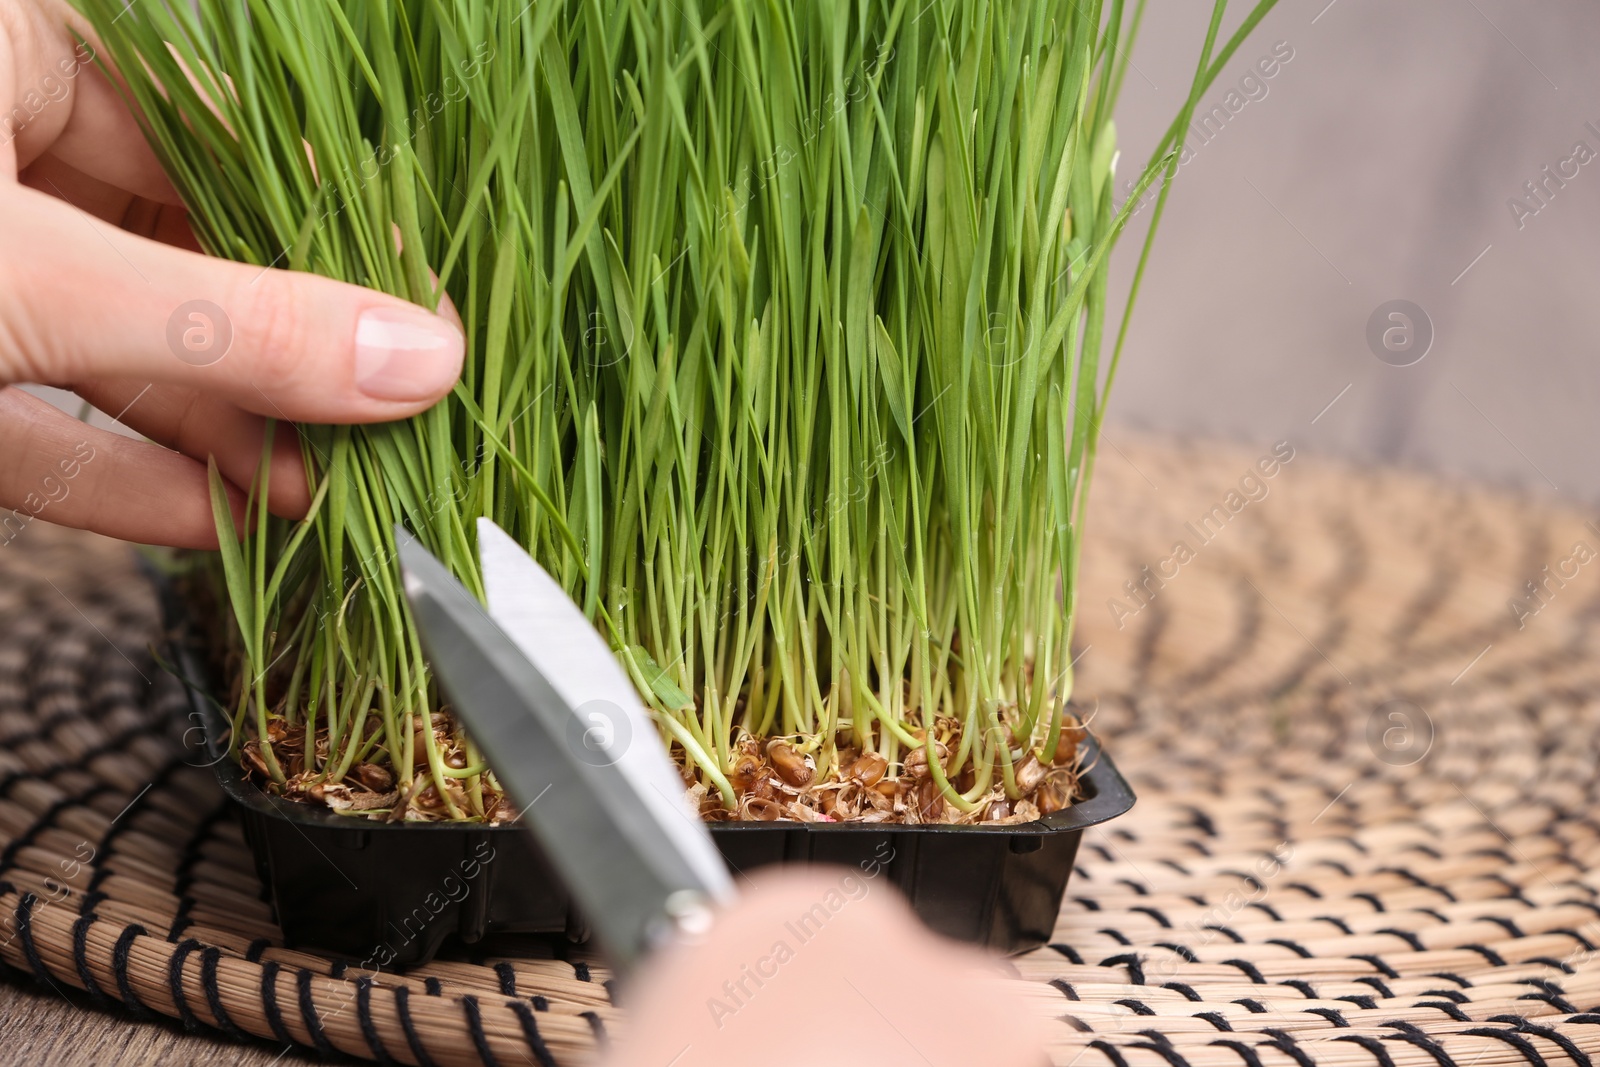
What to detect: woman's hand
<box><xmin>0</xmin><ymin>0</ymin><xmax>463</xmax><ymax>548</ymax></box>
<box><xmin>604</xmin><ymin>870</ymin><xmax>1048</xmax><ymax>1067</ymax></box>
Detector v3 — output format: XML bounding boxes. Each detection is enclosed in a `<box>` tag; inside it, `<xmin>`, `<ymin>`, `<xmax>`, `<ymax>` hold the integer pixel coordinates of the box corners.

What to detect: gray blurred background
<box><xmin>1105</xmin><ymin>0</ymin><xmax>1599</xmax><ymax>500</ymax></box>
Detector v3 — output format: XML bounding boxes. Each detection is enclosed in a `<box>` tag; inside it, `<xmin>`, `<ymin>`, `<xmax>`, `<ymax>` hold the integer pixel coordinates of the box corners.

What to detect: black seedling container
<box><xmin>165</xmin><ymin>607</ymin><xmax>1134</xmax><ymax>966</ymax></box>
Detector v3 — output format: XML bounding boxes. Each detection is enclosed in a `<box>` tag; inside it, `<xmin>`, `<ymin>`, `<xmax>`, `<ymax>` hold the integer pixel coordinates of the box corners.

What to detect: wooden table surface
<box><xmin>0</xmin><ymin>982</ymin><xmax>319</xmax><ymax>1066</ymax></box>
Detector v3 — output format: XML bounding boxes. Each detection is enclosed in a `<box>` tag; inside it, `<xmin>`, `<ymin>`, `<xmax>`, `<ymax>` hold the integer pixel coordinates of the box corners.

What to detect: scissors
<box><xmin>397</xmin><ymin>518</ymin><xmax>734</xmax><ymax>975</ymax></box>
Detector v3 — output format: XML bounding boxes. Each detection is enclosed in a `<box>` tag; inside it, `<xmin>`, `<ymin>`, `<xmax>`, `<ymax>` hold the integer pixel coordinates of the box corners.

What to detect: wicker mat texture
<box><xmin>3</xmin><ymin>436</ymin><xmax>1600</xmax><ymax>1067</ymax></box>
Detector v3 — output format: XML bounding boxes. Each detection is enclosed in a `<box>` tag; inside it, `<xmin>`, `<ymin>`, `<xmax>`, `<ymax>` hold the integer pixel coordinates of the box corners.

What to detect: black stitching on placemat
<box><xmin>1247</xmin><ymin>901</ymin><xmax>1282</xmax><ymax>921</ymax></box>
<box><xmin>89</xmin><ymin>752</ymin><xmax>185</xmax><ymax>874</ymax></box>
<box><xmin>462</xmin><ymin>995</ymin><xmax>501</xmax><ymax>1067</ymax></box>
<box><xmin>1553</xmin><ymin>927</ymin><xmax>1598</xmax><ymax>951</ymax></box>
<box><xmin>260</xmin><ymin>961</ymin><xmax>293</xmax><ymax>1047</ymax></box>
<box><xmin>1050</xmin><ymin>978</ymin><xmax>1080</xmax><ymax>1000</ymax></box>
<box><xmin>1526</xmin><ymin>955</ymin><xmax>1576</xmax><ymax>974</ymax></box>
<box><xmin>2</xmin><ymin>698</ymin><xmax>77</xmax><ymax>748</ymax></box>
<box><xmin>1462</xmin><ymin>1027</ymin><xmax>1547</xmax><ymax>1067</ymax></box>
<box><xmin>1285</xmin><ymin>882</ymin><xmax>1323</xmax><ymax>899</ymax></box>
<box><xmin>1428</xmin><ymin>971</ymin><xmax>1474</xmax><ymax>987</ymax></box>
<box><xmin>1519</xmin><ymin>991</ymin><xmax>1581</xmax><ymax>1014</ymax></box>
<box><xmin>329</xmin><ymin>960</ymin><xmax>350</xmax><ymax>981</ymax></box>
<box><xmin>1088</xmin><ymin>1040</ymin><xmax>1132</xmax><ymax>1067</ymax></box>
<box><xmin>296</xmin><ymin>966</ymin><xmax>335</xmax><ymax>1057</ymax></box>
<box><xmin>1383</xmin><ymin>1028</ymin><xmax>1461</xmax><ymax>1067</ymax></box>
<box><xmin>1306</xmin><ymin>1007</ymin><xmax>1351</xmax><ymax>1028</ymax></box>
<box><xmin>167</xmin><ymin>801</ymin><xmax>230</xmax><ymax>942</ymax></box>
<box><xmin>14</xmin><ymin>893</ymin><xmax>52</xmax><ymax>987</ymax></box>
<box><xmin>1116</xmin><ymin>879</ymin><xmax>1149</xmax><ymax>896</ymax></box>
<box><xmin>1487</xmin><ymin>873</ymin><xmax>1534</xmax><ymax>905</ymax></box>
<box><xmin>1164</xmin><ymin>982</ymin><xmax>1202</xmax><ymax>1002</ymax></box>
<box><xmin>424</xmin><ymin>976</ymin><xmax>443</xmax><ymax>996</ymax></box>
<box><xmin>495</xmin><ymin>961</ymin><xmax>517</xmax><ymax>997</ymax></box>
<box><xmin>166</xmin><ymin>937</ymin><xmax>204</xmax><ymax>1031</ymax></box>
<box><xmin>531</xmin><ymin>994</ymin><xmax>549</xmax><ymax>1011</ymax></box>
<box><xmin>1461</xmin><ymin>943</ymin><xmax>1508</xmax><ymax>966</ymax></box>
<box><xmin>1559</xmin><ymin>897</ymin><xmax>1600</xmax><ymax>918</ymax></box>
<box><xmin>1233</xmin><ymin>999</ymin><xmax>1267</xmax><ymax>1013</ymax></box>
<box><xmin>1483</xmin><ymin>916</ymin><xmax>1528</xmax><ymax>939</ymax></box>
<box><xmin>245</xmin><ymin>938</ymin><xmax>271</xmax><ymax>963</ymax></box>
<box><xmin>1378</xmin><ymin>866</ymin><xmax>1429</xmax><ymax>888</ymax></box>
<box><xmin>1377</xmin><ymin>927</ymin><xmax>1426</xmax><ymax>951</ymax></box>
<box><xmin>1100</xmin><ymin>953</ymin><xmax>1146</xmax><ymax>984</ymax></box>
<box><xmin>1197</xmin><ymin>1012</ymin><xmax>1233</xmax><ymax>1031</ymax></box>
<box><xmin>199</xmin><ymin>946</ymin><xmax>248</xmax><ymax>1042</ymax></box>
<box><xmin>1114</xmin><ymin>998</ymin><xmax>1156</xmax><ymax>1016</ymax></box>
<box><xmin>1073</xmin><ymin>895</ymin><xmax>1101</xmax><ymax>910</ymax></box>
<box><xmin>1221</xmin><ymin>959</ymin><xmax>1266</xmax><ymax>983</ymax></box>
<box><xmin>1335</xmin><ymin>994</ymin><xmax>1377</xmax><ymax>1010</ymax></box>
<box><xmin>1208</xmin><ymin>1039</ymin><xmax>1265</xmax><ymax>1067</ymax></box>
<box><xmin>572</xmin><ymin>960</ymin><xmax>592</xmax><ymax>982</ymax></box>
<box><xmin>1261</xmin><ymin>1029</ymin><xmax>1318</xmax><ymax>1067</ymax></box>
<box><xmin>1419</xmin><ymin>987</ymin><xmax>1468</xmax><ymax>1003</ymax></box>
<box><xmin>1352</xmin><ymin>891</ymin><xmax>1386</xmax><ymax>912</ymax></box>
<box><xmin>1335</xmin><ymin>1033</ymin><xmax>1398</xmax><ymax>1067</ymax></box>
<box><xmin>69</xmin><ymin>914</ymin><xmax>108</xmax><ymax>1006</ymax></box>
<box><xmin>1353</xmin><ymin>954</ymin><xmax>1401</xmax><ymax>978</ymax></box>
<box><xmin>0</xmin><ymin>789</ymin><xmax>110</xmax><ymax>871</ymax></box>
<box><xmin>1130</xmin><ymin>906</ymin><xmax>1173</xmax><ymax>928</ymax></box>
<box><xmin>1279</xmin><ymin>980</ymin><xmax>1317</xmax><ymax>999</ymax></box>
<box><xmin>1050</xmin><ymin>943</ymin><xmax>1085</xmax><ymax>963</ymax></box>
<box><xmin>1265</xmin><ymin>938</ymin><xmax>1313</xmax><ymax>958</ymax></box>
<box><xmin>1418</xmin><ymin>1000</ymin><xmax>1471</xmax><ymax>1022</ymax></box>
<box><xmin>1129</xmin><ymin>1037</ymin><xmax>1195</xmax><ymax>1067</ymax></box>
<box><xmin>1316</xmin><ymin>915</ymin><xmax>1354</xmax><ymax>935</ymax></box>
<box><xmin>393</xmin><ymin>986</ymin><xmax>438</xmax><ymax>1067</ymax></box>
<box><xmin>353</xmin><ymin>978</ymin><xmax>393</xmax><ymax>1065</ymax></box>
<box><xmin>111</xmin><ymin>922</ymin><xmax>153</xmax><ymax>1019</ymax></box>
<box><xmin>1492</xmin><ymin>1017</ymin><xmax>1592</xmax><ymax>1067</ymax></box>
<box><xmin>1155</xmin><ymin>942</ymin><xmax>1199</xmax><ymax>963</ymax></box>
<box><xmin>506</xmin><ymin>1001</ymin><xmax>558</xmax><ymax>1067</ymax></box>
<box><xmin>0</xmin><ymin>878</ymin><xmax>25</xmax><ymax>982</ymax></box>
<box><xmin>1099</xmin><ymin>928</ymin><xmax>1133</xmax><ymax>945</ymax></box>
<box><xmin>10</xmin><ymin>725</ymin><xmax>173</xmax><ymax>861</ymax></box>
<box><xmin>1354</xmin><ymin>976</ymin><xmax>1395</xmax><ymax>997</ymax></box>
<box><xmin>1205</xmin><ymin>924</ymin><xmax>1246</xmax><ymax>943</ymax></box>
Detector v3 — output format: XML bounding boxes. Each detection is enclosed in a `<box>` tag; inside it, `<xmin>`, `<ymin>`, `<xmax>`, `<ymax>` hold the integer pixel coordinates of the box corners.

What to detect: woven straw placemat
<box><xmin>2</xmin><ymin>436</ymin><xmax>1599</xmax><ymax>1067</ymax></box>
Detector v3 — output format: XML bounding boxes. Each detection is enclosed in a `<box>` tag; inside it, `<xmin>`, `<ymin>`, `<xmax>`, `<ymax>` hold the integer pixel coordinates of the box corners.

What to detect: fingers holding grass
<box><xmin>0</xmin><ymin>385</ymin><xmax>243</xmax><ymax>548</ymax></box>
<box><xmin>0</xmin><ymin>185</ymin><xmax>465</xmax><ymax>422</ymax></box>
<box><xmin>70</xmin><ymin>378</ymin><xmax>313</xmax><ymax>518</ymax></box>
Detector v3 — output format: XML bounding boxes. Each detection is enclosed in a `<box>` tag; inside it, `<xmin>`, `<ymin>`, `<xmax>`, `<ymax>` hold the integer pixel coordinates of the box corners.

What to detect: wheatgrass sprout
<box><xmin>75</xmin><ymin>0</ymin><xmax>1277</xmax><ymax>821</ymax></box>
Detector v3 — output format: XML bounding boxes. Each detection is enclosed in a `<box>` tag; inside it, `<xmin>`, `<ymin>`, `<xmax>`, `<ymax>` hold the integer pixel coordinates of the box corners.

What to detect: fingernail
<box><xmin>355</xmin><ymin>306</ymin><xmax>464</xmax><ymax>401</ymax></box>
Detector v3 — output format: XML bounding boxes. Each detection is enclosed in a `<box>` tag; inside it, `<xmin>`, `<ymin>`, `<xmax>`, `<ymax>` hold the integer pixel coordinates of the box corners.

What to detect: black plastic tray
<box><xmin>166</xmin><ymin>613</ymin><xmax>1134</xmax><ymax>966</ymax></box>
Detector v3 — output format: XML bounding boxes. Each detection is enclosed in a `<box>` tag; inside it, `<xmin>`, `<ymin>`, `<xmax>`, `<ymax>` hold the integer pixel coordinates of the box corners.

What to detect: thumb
<box><xmin>0</xmin><ymin>184</ymin><xmax>464</xmax><ymax>422</ymax></box>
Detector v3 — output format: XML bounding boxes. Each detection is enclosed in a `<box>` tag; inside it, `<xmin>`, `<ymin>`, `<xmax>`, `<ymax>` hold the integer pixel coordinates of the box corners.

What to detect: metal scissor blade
<box><xmin>397</xmin><ymin>531</ymin><xmax>727</xmax><ymax>971</ymax></box>
<box><xmin>476</xmin><ymin>518</ymin><xmax>732</xmax><ymax>899</ymax></box>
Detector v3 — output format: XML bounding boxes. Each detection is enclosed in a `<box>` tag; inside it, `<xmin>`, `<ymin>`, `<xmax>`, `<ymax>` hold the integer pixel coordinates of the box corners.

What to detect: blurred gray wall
<box><xmin>1105</xmin><ymin>0</ymin><xmax>1600</xmax><ymax>501</ymax></box>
